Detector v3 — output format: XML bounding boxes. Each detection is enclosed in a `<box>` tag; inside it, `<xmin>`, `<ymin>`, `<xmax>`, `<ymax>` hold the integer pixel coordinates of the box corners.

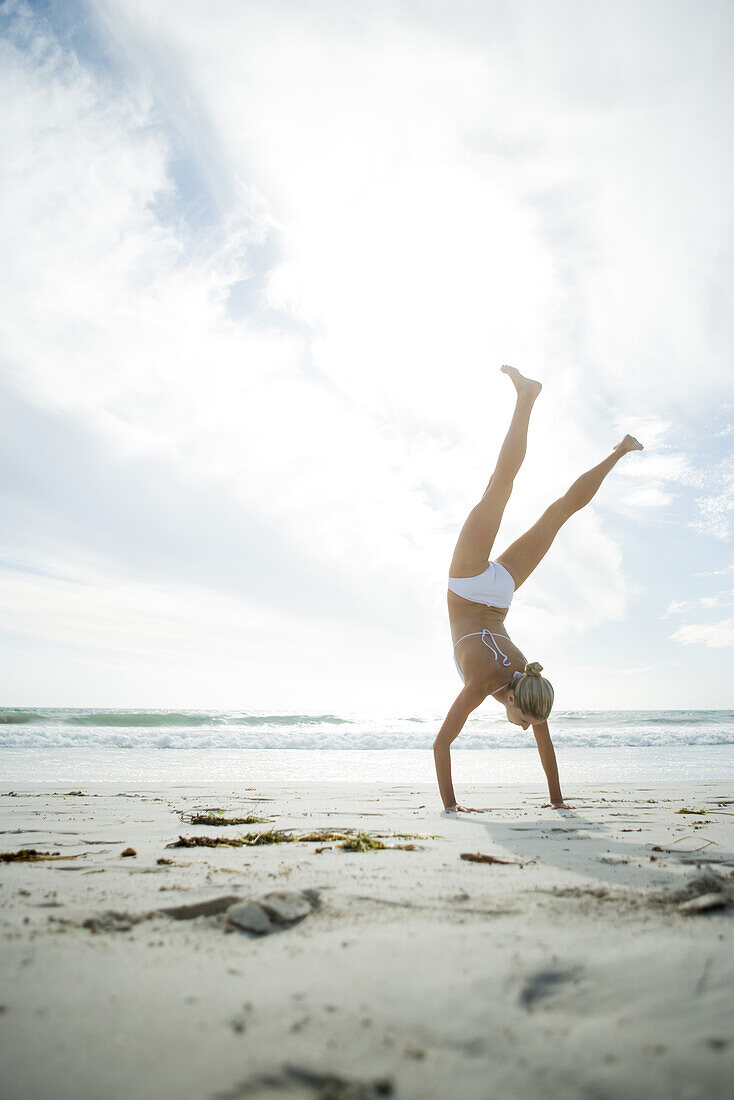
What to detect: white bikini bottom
<box><xmin>447</xmin><ymin>560</ymin><xmax>515</xmax><ymax>609</ymax></box>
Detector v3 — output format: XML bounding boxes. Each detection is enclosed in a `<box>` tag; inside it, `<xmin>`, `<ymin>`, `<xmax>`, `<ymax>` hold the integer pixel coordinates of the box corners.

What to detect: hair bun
<box><xmin>524</xmin><ymin>661</ymin><xmax>543</xmax><ymax>677</ymax></box>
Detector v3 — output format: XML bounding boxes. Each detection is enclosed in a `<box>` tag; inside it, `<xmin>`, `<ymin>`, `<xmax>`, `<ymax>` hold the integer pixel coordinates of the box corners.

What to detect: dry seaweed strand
<box><xmin>676</xmin><ymin>807</ymin><xmax>734</xmax><ymax>816</ymax></box>
<box><xmin>1</xmin><ymin>849</ymin><xmax>82</xmax><ymax>863</ymax></box>
<box><xmin>179</xmin><ymin>810</ymin><xmax>273</xmax><ymax>826</ymax></box>
<box><xmin>1</xmin><ymin>791</ymin><xmax>98</xmax><ymax>798</ymax></box>
<box><xmin>648</xmin><ymin>837</ymin><xmax>720</xmax><ymax>855</ymax></box>
<box><xmin>460</xmin><ymin>852</ymin><xmax>525</xmax><ymax>866</ymax></box>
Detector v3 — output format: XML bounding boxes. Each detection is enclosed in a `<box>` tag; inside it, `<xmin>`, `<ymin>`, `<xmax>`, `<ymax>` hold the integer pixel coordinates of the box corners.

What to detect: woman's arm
<box><xmin>532</xmin><ymin>720</ymin><xmax>572</xmax><ymax>807</ymax></box>
<box><xmin>433</xmin><ymin>684</ymin><xmax>487</xmax><ymax>810</ymax></box>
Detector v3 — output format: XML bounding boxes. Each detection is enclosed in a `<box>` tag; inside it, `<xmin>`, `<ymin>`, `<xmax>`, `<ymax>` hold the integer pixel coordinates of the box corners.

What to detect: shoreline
<box><xmin>2</xmin><ymin>744</ymin><xmax>732</xmax><ymax>787</ymax></box>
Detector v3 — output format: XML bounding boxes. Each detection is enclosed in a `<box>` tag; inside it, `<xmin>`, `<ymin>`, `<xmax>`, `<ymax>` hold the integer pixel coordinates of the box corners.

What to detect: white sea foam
<box><xmin>0</xmin><ymin>708</ymin><xmax>732</xmax><ymax>751</ymax></box>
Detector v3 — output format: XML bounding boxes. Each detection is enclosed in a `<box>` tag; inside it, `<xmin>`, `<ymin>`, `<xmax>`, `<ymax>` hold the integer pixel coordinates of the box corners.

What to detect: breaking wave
<box><xmin>0</xmin><ymin>708</ymin><xmax>732</xmax><ymax>750</ymax></box>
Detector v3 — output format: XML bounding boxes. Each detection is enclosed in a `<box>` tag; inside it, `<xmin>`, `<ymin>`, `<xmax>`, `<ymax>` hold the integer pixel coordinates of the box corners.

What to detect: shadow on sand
<box><xmin>450</xmin><ymin>806</ymin><xmax>734</xmax><ymax>891</ymax></box>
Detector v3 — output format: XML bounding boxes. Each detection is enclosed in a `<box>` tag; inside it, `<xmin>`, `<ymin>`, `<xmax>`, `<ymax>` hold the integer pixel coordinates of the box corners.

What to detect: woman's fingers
<box><xmin>444</xmin><ymin>803</ymin><xmax>492</xmax><ymax>813</ymax></box>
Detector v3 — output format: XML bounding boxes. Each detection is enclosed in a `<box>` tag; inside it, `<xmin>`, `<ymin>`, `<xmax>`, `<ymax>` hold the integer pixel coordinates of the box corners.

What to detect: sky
<box><xmin>1</xmin><ymin>0</ymin><xmax>733</xmax><ymax>713</ymax></box>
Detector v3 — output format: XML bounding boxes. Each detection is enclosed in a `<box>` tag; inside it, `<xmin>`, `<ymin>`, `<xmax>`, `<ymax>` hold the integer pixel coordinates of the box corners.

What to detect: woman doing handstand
<box><xmin>434</xmin><ymin>365</ymin><xmax>643</xmax><ymax>813</ymax></box>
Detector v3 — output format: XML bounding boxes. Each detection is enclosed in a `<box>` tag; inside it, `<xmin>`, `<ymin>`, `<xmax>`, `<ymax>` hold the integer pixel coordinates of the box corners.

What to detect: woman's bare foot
<box><xmin>501</xmin><ymin>364</ymin><xmax>542</xmax><ymax>400</ymax></box>
<box><xmin>615</xmin><ymin>434</ymin><xmax>644</xmax><ymax>454</ymax></box>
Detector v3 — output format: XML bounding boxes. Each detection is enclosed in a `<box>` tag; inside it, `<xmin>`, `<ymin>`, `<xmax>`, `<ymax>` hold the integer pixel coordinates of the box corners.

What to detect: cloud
<box><xmin>620</xmin><ymin>486</ymin><xmax>673</xmax><ymax>509</ymax></box>
<box><xmin>664</xmin><ymin>600</ymin><xmax>695</xmax><ymax>617</ymax></box>
<box><xmin>692</xmin><ymin>457</ymin><xmax>734</xmax><ymax>541</ymax></box>
<box><xmin>0</xmin><ymin>542</ymin><xmax>458</xmax><ymax>709</ymax></box>
<box><xmin>694</xmin><ymin>563</ymin><xmax>734</xmax><ymax>578</ymax></box>
<box><xmin>616</xmin><ymin>451</ymin><xmax>700</xmax><ymax>487</ymax></box>
<box><xmin>1</xmin><ymin>3</ymin><xmax>632</xmax><ymax>619</ymax></box>
<box><xmin>663</xmin><ymin>592</ymin><xmax>734</xmax><ymax>617</ymax></box>
<box><xmin>2</xmin><ymin>0</ymin><xmax>734</xmax><ymax>706</ymax></box>
<box><xmin>670</xmin><ymin>619</ymin><xmax>734</xmax><ymax>649</ymax></box>
<box><xmin>0</xmin><ymin>3</ymin><xmax>448</xmax><ymax>614</ymax></box>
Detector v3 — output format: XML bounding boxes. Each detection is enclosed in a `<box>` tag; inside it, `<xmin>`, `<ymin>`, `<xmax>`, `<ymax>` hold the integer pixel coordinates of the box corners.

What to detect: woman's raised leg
<box><xmin>449</xmin><ymin>366</ymin><xmax>542</xmax><ymax>578</ymax></box>
<box><xmin>496</xmin><ymin>434</ymin><xmax>643</xmax><ymax>589</ymax></box>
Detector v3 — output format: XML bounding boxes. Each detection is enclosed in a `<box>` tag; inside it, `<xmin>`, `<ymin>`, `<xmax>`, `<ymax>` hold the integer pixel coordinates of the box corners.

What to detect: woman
<box><xmin>434</xmin><ymin>364</ymin><xmax>643</xmax><ymax>813</ymax></box>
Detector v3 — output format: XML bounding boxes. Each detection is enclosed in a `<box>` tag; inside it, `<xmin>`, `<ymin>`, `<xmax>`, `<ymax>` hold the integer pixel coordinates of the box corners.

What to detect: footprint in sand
<box><xmin>518</xmin><ymin>964</ymin><xmax>584</xmax><ymax>1010</ymax></box>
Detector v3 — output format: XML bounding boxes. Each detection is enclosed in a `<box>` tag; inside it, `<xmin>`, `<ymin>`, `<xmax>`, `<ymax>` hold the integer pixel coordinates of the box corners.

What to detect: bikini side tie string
<box><xmin>453</xmin><ymin>629</ymin><xmax>512</xmax><ymax>667</ymax></box>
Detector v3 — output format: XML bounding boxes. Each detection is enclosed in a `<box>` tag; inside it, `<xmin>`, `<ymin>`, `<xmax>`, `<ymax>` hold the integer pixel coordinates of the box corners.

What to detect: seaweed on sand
<box><xmin>460</xmin><ymin>852</ymin><xmax>525</xmax><ymax>866</ymax></box>
<box><xmin>1</xmin><ymin>791</ymin><xmax>96</xmax><ymax>798</ymax></box>
<box><xmin>166</xmin><ymin>833</ymin><xmax>281</xmax><ymax>849</ymax></box>
<box><xmin>180</xmin><ymin>810</ymin><xmax>273</xmax><ymax>826</ymax></box>
<box><xmin>1</xmin><ymin>849</ymin><xmax>82</xmax><ymax>863</ymax></box>
<box><xmin>339</xmin><ymin>832</ymin><xmax>387</xmax><ymax>851</ymax></box>
<box><xmin>166</xmin><ymin>828</ymin><xmax>431</xmax><ymax>851</ymax></box>
<box><xmin>676</xmin><ymin>807</ymin><xmax>734</xmax><ymax>816</ymax></box>
<box><xmin>334</xmin><ymin>832</ymin><xmax>425</xmax><ymax>851</ymax></box>
<box><xmin>213</xmin><ymin>1063</ymin><xmax>393</xmax><ymax>1099</ymax></box>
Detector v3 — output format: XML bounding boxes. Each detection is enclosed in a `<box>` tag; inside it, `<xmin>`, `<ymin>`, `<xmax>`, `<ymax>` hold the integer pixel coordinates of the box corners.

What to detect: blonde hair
<box><xmin>512</xmin><ymin>662</ymin><xmax>554</xmax><ymax>721</ymax></box>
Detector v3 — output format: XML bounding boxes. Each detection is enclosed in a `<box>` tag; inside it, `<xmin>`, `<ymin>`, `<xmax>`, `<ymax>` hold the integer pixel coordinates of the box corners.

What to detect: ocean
<box><xmin>1</xmin><ymin>708</ymin><xmax>732</xmax><ymax>786</ymax></box>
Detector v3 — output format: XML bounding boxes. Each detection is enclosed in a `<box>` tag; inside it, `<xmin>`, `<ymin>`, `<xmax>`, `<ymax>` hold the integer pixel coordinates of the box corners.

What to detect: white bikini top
<box><xmin>454</xmin><ymin>629</ymin><xmax>522</xmax><ymax>696</ymax></box>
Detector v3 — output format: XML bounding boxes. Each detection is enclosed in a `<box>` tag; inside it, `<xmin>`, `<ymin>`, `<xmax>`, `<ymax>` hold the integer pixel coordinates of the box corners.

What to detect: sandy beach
<box><xmin>1</xmin><ymin>779</ymin><xmax>733</xmax><ymax>1099</ymax></box>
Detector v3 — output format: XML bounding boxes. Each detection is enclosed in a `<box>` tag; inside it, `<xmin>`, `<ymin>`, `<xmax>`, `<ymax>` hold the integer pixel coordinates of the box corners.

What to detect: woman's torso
<box><xmin>448</xmin><ymin>589</ymin><xmax>527</xmax><ymax>691</ymax></box>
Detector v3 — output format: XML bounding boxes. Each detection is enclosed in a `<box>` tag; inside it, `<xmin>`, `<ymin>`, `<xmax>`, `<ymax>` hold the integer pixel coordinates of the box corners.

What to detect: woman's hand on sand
<box><xmin>443</xmin><ymin>804</ymin><xmax>489</xmax><ymax>813</ymax></box>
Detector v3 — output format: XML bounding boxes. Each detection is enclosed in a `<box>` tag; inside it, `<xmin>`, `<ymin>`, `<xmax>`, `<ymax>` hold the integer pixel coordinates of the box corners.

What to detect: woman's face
<box><xmin>505</xmin><ymin>692</ymin><xmax>531</xmax><ymax>730</ymax></box>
